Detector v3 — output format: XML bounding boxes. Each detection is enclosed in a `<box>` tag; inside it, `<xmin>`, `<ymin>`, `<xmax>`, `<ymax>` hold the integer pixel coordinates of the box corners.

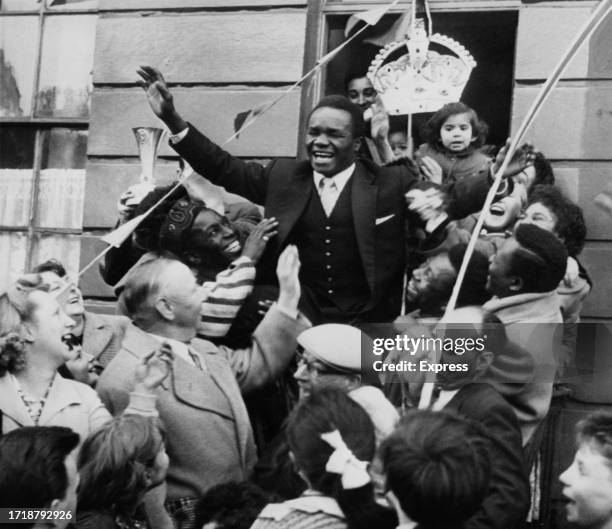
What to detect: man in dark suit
<box><xmin>429</xmin><ymin>306</ymin><xmax>530</xmax><ymax>529</ymax></box>
<box><xmin>96</xmin><ymin>247</ymin><xmax>309</xmax><ymax>529</ymax></box>
<box><xmin>136</xmin><ymin>66</ymin><xmax>505</xmax><ymax>324</ymax></box>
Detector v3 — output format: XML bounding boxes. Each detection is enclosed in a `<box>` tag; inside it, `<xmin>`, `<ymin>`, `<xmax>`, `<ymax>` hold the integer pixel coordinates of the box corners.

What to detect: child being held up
<box><xmin>415</xmin><ymin>102</ymin><xmax>491</xmax><ymax>185</ymax></box>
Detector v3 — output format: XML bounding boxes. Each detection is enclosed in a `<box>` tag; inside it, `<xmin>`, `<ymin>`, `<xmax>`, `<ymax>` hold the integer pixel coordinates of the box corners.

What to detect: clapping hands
<box><xmin>134</xmin><ymin>342</ymin><xmax>173</xmax><ymax>392</ymax></box>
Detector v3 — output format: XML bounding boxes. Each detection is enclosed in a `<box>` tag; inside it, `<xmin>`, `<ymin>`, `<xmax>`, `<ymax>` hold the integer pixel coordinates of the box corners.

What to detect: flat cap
<box><xmin>297</xmin><ymin>324</ymin><xmax>373</xmax><ymax>373</ymax></box>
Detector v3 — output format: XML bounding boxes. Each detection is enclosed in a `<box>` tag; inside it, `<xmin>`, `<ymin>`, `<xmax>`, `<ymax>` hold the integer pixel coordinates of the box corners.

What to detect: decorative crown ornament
<box><xmin>367</xmin><ymin>18</ymin><xmax>476</xmax><ymax>115</ymax></box>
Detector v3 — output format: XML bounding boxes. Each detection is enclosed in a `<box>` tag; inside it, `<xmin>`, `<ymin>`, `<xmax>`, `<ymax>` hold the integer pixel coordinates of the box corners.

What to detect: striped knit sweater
<box><xmin>197</xmin><ymin>255</ymin><xmax>255</xmax><ymax>337</ymax></box>
<box><xmin>249</xmin><ymin>494</ymin><xmax>347</xmax><ymax>529</ymax></box>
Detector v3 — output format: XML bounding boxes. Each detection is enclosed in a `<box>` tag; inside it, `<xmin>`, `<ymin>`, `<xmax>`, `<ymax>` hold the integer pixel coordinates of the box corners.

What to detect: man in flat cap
<box><xmin>254</xmin><ymin>323</ymin><xmax>398</xmax><ymax>499</ymax></box>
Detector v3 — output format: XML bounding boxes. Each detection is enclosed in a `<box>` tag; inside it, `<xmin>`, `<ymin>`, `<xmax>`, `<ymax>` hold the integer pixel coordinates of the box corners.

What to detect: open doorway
<box><xmin>324</xmin><ymin>10</ymin><xmax>518</xmax><ymax>149</ymax></box>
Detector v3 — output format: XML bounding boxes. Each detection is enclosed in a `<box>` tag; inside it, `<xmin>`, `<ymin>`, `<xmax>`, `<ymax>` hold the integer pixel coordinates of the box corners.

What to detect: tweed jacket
<box><xmin>82</xmin><ymin>311</ymin><xmax>130</xmax><ymax>368</ymax></box>
<box><xmin>97</xmin><ymin>305</ymin><xmax>309</xmax><ymax>500</ymax></box>
<box><xmin>171</xmin><ymin>124</ymin><xmax>492</xmax><ymax>320</ymax></box>
<box><xmin>0</xmin><ymin>373</ymin><xmax>110</xmax><ymax>442</ymax></box>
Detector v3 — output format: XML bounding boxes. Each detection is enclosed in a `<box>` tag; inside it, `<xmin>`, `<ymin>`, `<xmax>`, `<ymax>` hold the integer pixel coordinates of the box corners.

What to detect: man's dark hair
<box><xmin>32</xmin><ymin>259</ymin><xmax>67</xmax><ymax>278</ymax></box>
<box><xmin>194</xmin><ymin>481</ymin><xmax>270</xmax><ymax>529</ymax></box>
<box><xmin>309</xmin><ymin>95</ymin><xmax>365</xmax><ymax>138</ymax></box>
<box><xmin>527</xmin><ymin>185</ymin><xmax>586</xmax><ymax>257</ymax></box>
<box><xmin>576</xmin><ymin>411</ymin><xmax>612</xmax><ymax>464</ymax></box>
<box><xmin>343</xmin><ymin>57</ymin><xmax>375</xmax><ymax>91</ymax></box>
<box><xmin>381</xmin><ymin>409</ymin><xmax>491</xmax><ymax>529</ymax></box>
<box><xmin>0</xmin><ymin>426</ymin><xmax>79</xmax><ymax>525</ymax></box>
<box><xmin>511</xmin><ymin>223</ymin><xmax>568</xmax><ymax>293</ymax></box>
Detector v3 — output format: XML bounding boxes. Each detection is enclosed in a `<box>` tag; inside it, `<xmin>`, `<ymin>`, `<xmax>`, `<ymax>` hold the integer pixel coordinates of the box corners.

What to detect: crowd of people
<box><xmin>0</xmin><ymin>62</ymin><xmax>608</xmax><ymax>529</ymax></box>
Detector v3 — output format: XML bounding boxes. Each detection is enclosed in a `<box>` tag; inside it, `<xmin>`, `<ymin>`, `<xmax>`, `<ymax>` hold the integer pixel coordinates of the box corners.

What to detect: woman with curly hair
<box><xmin>77</xmin><ymin>415</ymin><xmax>169</xmax><ymax>529</ymax></box>
<box><xmin>515</xmin><ymin>184</ymin><xmax>590</xmax><ymax>373</ymax></box>
<box><xmin>0</xmin><ymin>275</ymin><xmax>169</xmax><ymax>441</ymax></box>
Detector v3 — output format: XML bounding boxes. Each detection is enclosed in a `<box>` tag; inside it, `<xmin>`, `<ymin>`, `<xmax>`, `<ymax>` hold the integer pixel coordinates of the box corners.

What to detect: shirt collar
<box><xmin>313</xmin><ymin>163</ymin><xmax>355</xmax><ymax>192</ymax></box>
<box><xmin>147</xmin><ymin>333</ymin><xmax>193</xmax><ymax>366</ymax></box>
<box><xmin>432</xmin><ymin>388</ymin><xmax>460</xmax><ymax>411</ymax></box>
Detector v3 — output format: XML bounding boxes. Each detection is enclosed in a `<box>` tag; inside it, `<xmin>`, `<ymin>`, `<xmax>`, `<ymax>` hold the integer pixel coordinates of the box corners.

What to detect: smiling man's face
<box><xmin>305</xmin><ymin>107</ymin><xmax>359</xmax><ymax>177</ymax></box>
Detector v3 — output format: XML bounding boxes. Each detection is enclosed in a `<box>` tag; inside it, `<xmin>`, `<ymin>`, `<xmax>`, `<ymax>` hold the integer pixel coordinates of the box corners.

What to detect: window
<box><xmin>323</xmin><ymin>10</ymin><xmax>517</xmax><ymax>147</ymax></box>
<box><xmin>0</xmin><ymin>0</ymin><xmax>98</xmax><ymax>291</ymax></box>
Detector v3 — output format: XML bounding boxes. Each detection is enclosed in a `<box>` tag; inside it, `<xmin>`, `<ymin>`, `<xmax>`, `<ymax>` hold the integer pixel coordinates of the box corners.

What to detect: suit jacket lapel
<box><xmin>171</xmin><ymin>354</ymin><xmax>235</xmax><ymax>421</ymax></box>
<box><xmin>82</xmin><ymin>312</ymin><xmax>113</xmax><ymax>360</ymax></box>
<box><xmin>274</xmin><ymin>162</ymin><xmax>313</xmax><ymax>250</ymax></box>
<box><xmin>351</xmin><ymin>162</ymin><xmax>378</xmax><ymax>295</ymax></box>
<box><xmin>191</xmin><ymin>346</ymin><xmax>253</xmax><ymax>469</ymax></box>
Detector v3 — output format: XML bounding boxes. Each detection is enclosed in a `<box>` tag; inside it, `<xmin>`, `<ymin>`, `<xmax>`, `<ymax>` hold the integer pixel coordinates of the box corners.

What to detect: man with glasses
<box><xmin>254</xmin><ymin>323</ymin><xmax>398</xmax><ymax>498</ymax></box>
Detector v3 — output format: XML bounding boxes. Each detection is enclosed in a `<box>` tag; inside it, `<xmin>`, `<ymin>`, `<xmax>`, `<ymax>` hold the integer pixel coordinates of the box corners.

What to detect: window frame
<box><xmin>298</xmin><ymin>0</ymin><xmax>523</xmax><ymax>154</ymax></box>
<box><xmin>0</xmin><ymin>1</ymin><xmax>97</xmax><ymax>272</ymax></box>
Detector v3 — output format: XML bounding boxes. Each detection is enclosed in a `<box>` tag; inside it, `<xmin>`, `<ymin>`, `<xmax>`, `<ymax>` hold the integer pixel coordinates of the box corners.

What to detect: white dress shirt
<box><xmin>313</xmin><ymin>164</ymin><xmax>355</xmax><ymax>216</ymax></box>
<box><xmin>431</xmin><ymin>388</ymin><xmax>460</xmax><ymax>411</ymax></box>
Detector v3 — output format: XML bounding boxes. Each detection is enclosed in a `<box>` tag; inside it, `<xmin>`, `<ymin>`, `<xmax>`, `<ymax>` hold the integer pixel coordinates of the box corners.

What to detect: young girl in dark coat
<box><xmin>415</xmin><ymin>102</ymin><xmax>491</xmax><ymax>184</ymax></box>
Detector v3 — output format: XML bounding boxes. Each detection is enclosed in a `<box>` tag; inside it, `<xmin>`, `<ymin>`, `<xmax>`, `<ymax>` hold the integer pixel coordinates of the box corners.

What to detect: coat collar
<box><xmin>483</xmin><ymin>290</ymin><xmax>561</xmax><ymax>324</ymax></box>
<box><xmin>82</xmin><ymin>311</ymin><xmax>114</xmax><ymax>360</ymax></box>
<box><xmin>120</xmin><ymin>324</ymin><xmax>239</xmax><ymax>420</ymax></box>
<box><xmin>0</xmin><ymin>373</ymin><xmax>84</xmax><ymax>427</ymax></box>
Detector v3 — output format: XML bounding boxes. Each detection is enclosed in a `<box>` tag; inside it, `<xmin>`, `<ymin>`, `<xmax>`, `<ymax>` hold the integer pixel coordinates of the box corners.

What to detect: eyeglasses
<box><xmin>295</xmin><ymin>350</ymin><xmax>342</xmax><ymax>377</ymax></box>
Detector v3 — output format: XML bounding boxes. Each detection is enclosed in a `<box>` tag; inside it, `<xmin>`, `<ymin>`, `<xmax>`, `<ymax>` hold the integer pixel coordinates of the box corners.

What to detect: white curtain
<box><xmin>35</xmin><ymin>169</ymin><xmax>85</xmax><ymax>276</ymax></box>
<box><xmin>33</xmin><ymin>234</ymin><xmax>81</xmax><ymax>278</ymax></box>
<box><xmin>38</xmin><ymin>169</ymin><xmax>85</xmax><ymax>228</ymax></box>
<box><xmin>0</xmin><ymin>169</ymin><xmax>84</xmax><ymax>291</ymax></box>
<box><xmin>0</xmin><ymin>169</ymin><xmax>33</xmax><ymax>226</ymax></box>
<box><xmin>0</xmin><ymin>232</ymin><xmax>28</xmax><ymax>293</ymax></box>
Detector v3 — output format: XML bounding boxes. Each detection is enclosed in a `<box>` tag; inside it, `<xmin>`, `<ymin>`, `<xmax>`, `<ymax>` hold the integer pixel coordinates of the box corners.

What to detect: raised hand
<box><xmin>241</xmin><ymin>218</ymin><xmax>279</xmax><ymax>263</ymax></box>
<box><xmin>419</xmin><ymin>156</ymin><xmax>443</xmax><ymax>184</ymax></box>
<box><xmin>136</xmin><ymin>66</ymin><xmax>187</xmax><ymax>133</ymax></box>
<box><xmin>370</xmin><ymin>95</ymin><xmax>390</xmax><ymax>142</ymax></box>
<box><xmin>276</xmin><ymin>245</ymin><xmax>301</xmax><ymax>313</ymax></box>
<box><xmin>117</xmin><ymin>183</ymin><xmax>155</xmax><ymax>222</ymax></box>
<box><xmin>135</xmin><ymin>342</ymin><xmax>173</xmax><ymax>392</ymax></box>
<box><xmin>491</xmin><ymin>139</ymin><xmax>536</xmax><ymax>180</ymax></box>
<box><xmin>405</xmin><ymin>187</ymin><xmax>447</xmax><ymax>224</ymax></box>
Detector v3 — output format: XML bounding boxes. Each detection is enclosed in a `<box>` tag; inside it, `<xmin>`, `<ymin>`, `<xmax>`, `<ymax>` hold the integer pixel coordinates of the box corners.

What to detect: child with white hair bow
<box><xmin>248</xmin><ymin>388</ymin><xmax>396</xmax><ymax>529</ymax></box>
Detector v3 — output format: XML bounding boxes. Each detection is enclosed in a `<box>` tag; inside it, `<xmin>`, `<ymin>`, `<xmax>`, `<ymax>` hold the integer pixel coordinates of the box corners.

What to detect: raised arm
<box><xmin>136</xmin><ymin>66</ymin><xmax>269</xmax><ymax>204</ymax></box>
<box><xmin>219</xmin><ymin>245</ymin><xmax>310</xmax><ymax>394</ymax></box>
